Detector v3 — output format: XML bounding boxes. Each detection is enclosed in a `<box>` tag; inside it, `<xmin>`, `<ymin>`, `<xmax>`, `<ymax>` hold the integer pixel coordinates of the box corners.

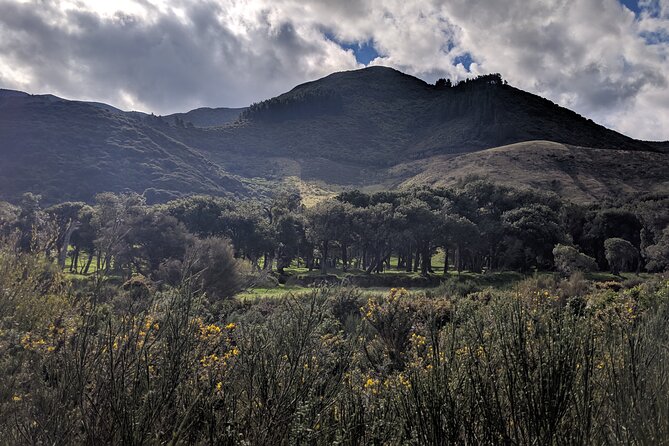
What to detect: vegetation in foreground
<box><xmin>1</xmin><ymin>241</ymin><xmax>669</xmax><ymax>444</ymax></box>
<box><xmin>1</xmin><ymin>180</ymin><xmax>669</xmax><ymax>444</ymax></box>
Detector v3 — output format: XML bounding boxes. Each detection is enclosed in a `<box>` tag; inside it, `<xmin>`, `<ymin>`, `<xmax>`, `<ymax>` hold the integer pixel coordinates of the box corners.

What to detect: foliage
<box><xmin>553</xmin><ymin>244</ymin><xmax>598</xmax><ymax>276</ymax></box>
<box><xmin>604</xmin><ymin>238</ymin><xmax>639</xmax><ymax>275</ymax></box>
<box><xmin>2</xmin><ymin>241</ymin><xmax>669</xmax><ymax>444</ymax></box>
<box><xmin>2</xmin><ymin>183</ymin><xmax>669</xmax><ymax>281</ymax></box>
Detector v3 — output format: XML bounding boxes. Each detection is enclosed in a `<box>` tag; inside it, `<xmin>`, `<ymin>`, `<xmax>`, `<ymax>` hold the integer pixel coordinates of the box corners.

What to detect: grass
<box><xmin>64</xmin><ymin>250</ymin><xmax>101</xmax><ymax>275</ymax></box>
<box><xmin>236</xmin><ymin>284</ymin><xmax>313</xmax><ymax>300</ymax></box>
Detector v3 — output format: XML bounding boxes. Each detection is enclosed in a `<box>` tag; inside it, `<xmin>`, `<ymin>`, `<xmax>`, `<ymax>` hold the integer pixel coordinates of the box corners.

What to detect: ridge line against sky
<box><xmin>1</xmin><ymin>0</ymin><xmax>668</xmax><ymax>140</ymax></box>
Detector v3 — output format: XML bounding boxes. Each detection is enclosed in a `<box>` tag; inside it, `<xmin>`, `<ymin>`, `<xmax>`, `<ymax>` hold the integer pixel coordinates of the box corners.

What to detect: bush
<box><xmin>553</xmin><ymin>243</ymin><xmax>597</xmax><ymax>276</ymax></box>
<box><xmin>187</xmin><ymin>237</ymin><xmax>243</xmax><ymax>301</ymax></box>
<box><xmin>3</xmin><ymin>240</ymin><xmax>669</xmax><ymax>444</ymax></box>
<box><xmin>604</xmin><ymin>238</ymin><xmax>638</xmax><ymax>275</ymax></box>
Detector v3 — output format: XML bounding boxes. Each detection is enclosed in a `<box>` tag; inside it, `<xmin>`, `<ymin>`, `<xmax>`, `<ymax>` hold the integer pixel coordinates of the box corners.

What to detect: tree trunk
<box><xmin>58</xmin><ymin>220</ymin><xmax>78</xmax><ymax>269</ymax></box>
<box><xmin>321</xmin><ymin>241</ymin><xmax>328</xmax><ymax>274</ymax></box>
<box><xmin>341</xmin><ymin>243</ymin><xmax>348</xmax><ymax>272</ymax></box>
<box><xmin>443</xmin><ymin>249</ymin><xmax>449</xmax><ymax>276</ymax></box>
<box><xmin>71</xmin><ymin>247</ymin><xmax>79</xmax><ymax>272</ymax></box>
<box><xmin>413</xmin><ymin>247</ymin><xmax>421</xmax><ymax>272</ymax></box>
<box><xmin>421</xmin><ymin>246</ymin><xmax>429</xmax><ymax>277</ymax></box>
<box><xmin>82</xmin><ymin>252</ymin><xmax>94</xmax><ymax>274</ymax></box>
<box><xmin>456</xmin><ymin>245</ymin><xmax>462</xmax><ymax>274</ymax></box>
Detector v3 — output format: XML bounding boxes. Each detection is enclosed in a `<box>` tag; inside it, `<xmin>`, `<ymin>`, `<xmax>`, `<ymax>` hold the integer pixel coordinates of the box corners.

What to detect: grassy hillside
<box><xmin>398</xmin><ymin>140</ymin><xmax>669</xmax><ymax>203</ymax></box>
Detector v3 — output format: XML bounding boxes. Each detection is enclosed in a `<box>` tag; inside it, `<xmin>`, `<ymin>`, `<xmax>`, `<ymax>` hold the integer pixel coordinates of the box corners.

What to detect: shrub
<box><xmin>187</xmin><ymin>237</ymin><xmax>243</xmax><ymax>301</ymax></box>
<box><xmin>604</xmin><ymin>238</ymin><xmax>638</xmax><ymax>275</ymax></box>
<box><xmin>553</xmin><ymin>243</ymin><xmax>597</xmax><ymax>276</ymax></box>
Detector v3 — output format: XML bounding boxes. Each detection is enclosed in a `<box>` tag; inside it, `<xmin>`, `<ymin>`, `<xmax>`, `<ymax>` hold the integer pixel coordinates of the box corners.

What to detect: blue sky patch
<box><xmin>454</xmin><ymin>53</ymin><xmax>474</xmax><ymax>71</ymax></box>
<box><xmin>619</xmin><ymin>0</ymin><xmax>641</xmax><ymax>15</ymax></box>
<box><xmin>325</xmin><ymin>32</ymin><xmax>380</xmax><ymax>64</ymax></box>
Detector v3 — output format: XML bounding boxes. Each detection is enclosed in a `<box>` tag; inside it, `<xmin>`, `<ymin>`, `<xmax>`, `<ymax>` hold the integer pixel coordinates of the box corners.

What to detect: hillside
<box><xmin>0</xmin><ymin>92</ymin><xmax>251</xmax><ymax>204</ymax></box>
<box><xmin>397</xmin><ymin>141</ymin><xmax>669</xmax><ymax>203</ymax></box>
<box><xmin>202</xmin><ymin>67</ymin><xmax>651</xmax><ymax>165</ymax></box>
<box><xmin>163</xmin><ymin>107</ymin><xmax>246</xmax><ymax>128</ymax></box>
<box><xmin>0</xmin><ymin>67</ymin><xmax>666</xmax><ymax>204</ymax></box>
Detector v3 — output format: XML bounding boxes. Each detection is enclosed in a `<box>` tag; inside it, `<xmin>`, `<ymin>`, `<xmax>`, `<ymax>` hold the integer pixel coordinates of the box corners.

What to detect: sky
<box><xmin>1</xmin><ymin>0</ymin><xmax>668</xmax><ymax>140</ymax></box>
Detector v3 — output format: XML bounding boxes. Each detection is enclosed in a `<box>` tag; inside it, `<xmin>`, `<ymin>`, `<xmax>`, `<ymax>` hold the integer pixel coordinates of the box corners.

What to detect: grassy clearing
<box><xmin>236</xmin><ymin>285</ymin><xmax>313</xmax><ymax>300</ymax></box>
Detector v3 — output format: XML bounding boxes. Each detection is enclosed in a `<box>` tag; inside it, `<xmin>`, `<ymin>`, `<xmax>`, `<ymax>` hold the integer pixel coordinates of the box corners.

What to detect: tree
<box><xmin>502</xmin><ymin>204</ymin><xmax>565</xmax><ymax>270</ymax></box>
<box><xmin>165</xmin><ymin>195</ymin><xmax>234</xmax><ymax>236</ymax></box>
<box><xmin>438</xmin><ymin>214</ymin><xmax>480</xmax><ymax>274</ymax></box>
<box><xmin>604</xmin><ymin>238</ymin><xmax>638</xmax><ymax>275</ymax></box>
<box><xmin>642</xmin><ymin>226</ymin><xmax>669</xmax><ymax>272</ymax></box>
<box><xmin>187</xmin><ymin>237</ymin><xmax>243</xmax><ymax>301</ymax></box>
<box><xmin>552</xmin><ymin>244</ymin><xmax>597</xmax><ymax>276</ymax></box>
<box><xmin>15</xmin><ymin>192</ymin><xmax>53</xmax><ymax>253</ymax></box>
<box><xmin>117</xmin><ymin>210</ymin><xmax>193</xmax><ymax>277</ymax></box>
<box><xmin>273</xmin><ymin>213</ymin><xmax>307</xmax><ymax>273</ymax></box>
<box><xmin>435</xmin><ymin>78</ymin><xmax>452</xmax><ymax>89</ymax></box>
<box><xmin>46</xmin><ymin>201</ymin><xmax>86</xmax><ymax>268</ymax></box>
<box><xmin>395</xmin><ymin>196</ymin><xmax>441</xmax><ymax>276</ymax></box>
<box><xmin>70</xmin><ymin>205</ymin><xmax>97</xmax><ymax>274</ymax></box>
<box><xmin>92</xmin><ymin>192</ymin><xmax>146</xmax><ymax>275</ymax></box>
<box><xmin>0</xmin><ymin>201</ymin><xmax>19</xmax><ymax>237</ymax></box>
<box><xmin>584</xmin><ymin>209</ymin><xmax>642</xmax><ymax>268</ymax></box>
<box><xmin>306</xmin><ymin>200</ymin><xmax>354</xmax><ymax>274</ymax></box>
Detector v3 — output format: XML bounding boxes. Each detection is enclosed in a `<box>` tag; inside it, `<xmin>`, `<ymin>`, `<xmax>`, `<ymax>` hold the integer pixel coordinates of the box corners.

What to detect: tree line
<box><xmin>0</xmin><ymin>181</ymin><xmax>667</xmax><ymax>285</ymax></box>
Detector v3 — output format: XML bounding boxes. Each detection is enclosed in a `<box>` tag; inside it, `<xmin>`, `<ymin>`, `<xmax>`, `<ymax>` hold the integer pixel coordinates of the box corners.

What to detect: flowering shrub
<box><xmin>1</xmin><ymin>246</ymin><xmax>669</xmax><ymax>444</ymax></box>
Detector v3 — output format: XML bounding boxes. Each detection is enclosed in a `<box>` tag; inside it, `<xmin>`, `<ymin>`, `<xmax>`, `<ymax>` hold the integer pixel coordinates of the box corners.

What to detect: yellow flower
<box><xmin>215</xmin><ymin>381</ymin><xmax>223</xmax><ymax>392</ymax></box>
<box><xmin>200</xmin><ymin>354</ymin><xmax>219</xmax><ymax>367</ymax></box>
<box><xmin>200</xmin><ymin>324</ymin><xmax>222</xmax><ymax>340</ymax></box>
<box><xmin>398</xmin><ymin>373</ymin><xmax>411</xmax><ymax>389</ymax></box>
<box><xmin>476</xmin><ymin>345</ymin><xmax>485</xmax><ymax>358</ymax></box>
<box><xmin>12</xmin><ymin>394</ymin><xmax>22</xmax><ymax>402</ymax></box>
<box><xmin>225</xmin><ymin>322</ymin><xmax>236</xmax><ymax>330</ymax></box>
<box><xmin>364</xmin><ymin>377</ymin><xmax>379</xmax><ymax>389</ymax></box>
<box><xmin>410</xmin><ymin>333</ymin><xmax>426</xmax><ymax>347</ymax></box>
<box><xmin>455</xmin><ymin>346</ymin><xmax>469</xmax><ymax>356</ymax></box>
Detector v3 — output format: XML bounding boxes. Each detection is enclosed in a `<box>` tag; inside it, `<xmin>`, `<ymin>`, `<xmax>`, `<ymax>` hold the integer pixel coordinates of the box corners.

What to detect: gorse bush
<box><xmin>1</xmin><ymin>245</ymin><xmax>669</xmax><ymax>444</ymax></box>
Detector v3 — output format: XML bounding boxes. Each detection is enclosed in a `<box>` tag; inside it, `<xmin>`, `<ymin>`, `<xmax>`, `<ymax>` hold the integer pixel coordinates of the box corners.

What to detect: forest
<box><xmin>1</xmin><ymin>180</ymin><xmax>667</xmax><ymax>284</ymax></box>
<box><xmin>1</xmin><ymin>182</ymin><xmax>669</xmax><ymax>444</ymax></box>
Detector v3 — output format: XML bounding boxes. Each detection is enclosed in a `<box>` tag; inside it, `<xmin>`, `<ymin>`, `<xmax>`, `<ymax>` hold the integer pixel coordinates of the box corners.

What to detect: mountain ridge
<box><xmin>0</xmin><ymin>66</ymin><xmax>667</xmax><ymax>205</ymax></box>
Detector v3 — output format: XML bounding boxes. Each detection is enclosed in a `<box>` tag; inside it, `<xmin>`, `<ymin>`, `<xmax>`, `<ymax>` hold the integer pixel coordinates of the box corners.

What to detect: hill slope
<box><xmin>397</xmin><ymin>141</ymin><xmax>669</xmax><ymax>203</ymax></box>
<box><xmin>0</xmin><ymin>67</ymin><xmax>666</xmax><ymax>204</ymax></box>
<box><xmin>0</xmin><ymin>92</ymin><xmax>250</xmax><ymax>203</ymax></box>
<box><xmin>163</xmin><ymin>107</ymin><xmax>246</xmax><ymax>128</ymax></box>
<box><xmin>201</xmin><ymin>67</ymin><xmax>651</xmax><ymax>165</ymax></box>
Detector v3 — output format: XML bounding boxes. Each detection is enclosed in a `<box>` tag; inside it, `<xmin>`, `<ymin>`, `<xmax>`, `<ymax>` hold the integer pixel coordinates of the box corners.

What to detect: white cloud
<box><xmin>0</xmin><ymin>0</ymin><xmax>668</xmax><ymax>140</ymax></box>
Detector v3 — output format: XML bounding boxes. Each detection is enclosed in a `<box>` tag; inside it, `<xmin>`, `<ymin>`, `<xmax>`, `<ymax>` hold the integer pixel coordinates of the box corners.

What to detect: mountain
<box><xmin>221</xmin><ymin>67</ymin><xmax>650</xmax><ymax>164</ymax></box>
<box><xmin>0</xmin><ymin>92</ymin><xmax>251</xmax><ymax>204</ymax></box>
<box><xmin>0</xmin><ymin>67</ymin><xmax>666</xmax><ymax>204</ymax></box>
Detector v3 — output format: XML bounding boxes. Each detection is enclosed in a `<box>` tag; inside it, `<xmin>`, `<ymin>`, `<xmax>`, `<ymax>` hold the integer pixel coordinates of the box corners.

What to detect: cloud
<box><xmin>0</xmin><ymin>0</ymin><xmax>668</xmax><ymax>140</ymax></box>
